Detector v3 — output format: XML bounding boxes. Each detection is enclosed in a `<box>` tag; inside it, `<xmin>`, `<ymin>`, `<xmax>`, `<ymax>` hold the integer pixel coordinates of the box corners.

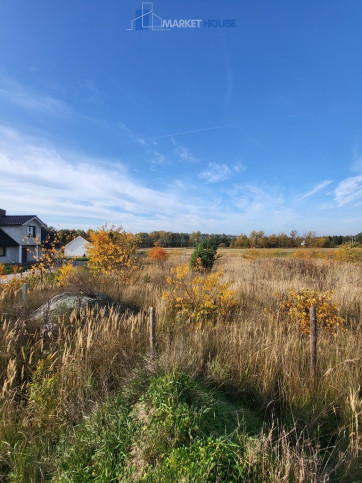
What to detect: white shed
<box><xmin>64</xmin><ymin>236</ymin><xmax>90</xmax><ymax>258</ymax></box>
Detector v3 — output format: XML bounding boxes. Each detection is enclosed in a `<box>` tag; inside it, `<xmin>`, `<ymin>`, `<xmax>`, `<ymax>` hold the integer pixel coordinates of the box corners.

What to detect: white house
<box><xmin>64</xmin><ymin>236</ymin><xmax>90</xmax><ymax>258</ymax></box>
<box><xmin>0</xmin><ymin>209</ymin><xmax>47</xmax><ymax>264</ymax></box>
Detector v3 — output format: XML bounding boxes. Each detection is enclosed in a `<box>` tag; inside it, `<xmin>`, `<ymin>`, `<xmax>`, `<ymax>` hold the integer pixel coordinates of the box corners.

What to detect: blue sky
<box><xmin>0</xmin><ymin>0</ymin><xmax>361</xmax><ymax>235</ymax></box>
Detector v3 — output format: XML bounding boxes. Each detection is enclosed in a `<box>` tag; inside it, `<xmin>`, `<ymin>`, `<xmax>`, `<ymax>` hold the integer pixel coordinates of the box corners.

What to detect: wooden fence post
<box><xmin>22</xmin><ymin>283</ymin><xmax>28</xmax><ymax>306</ymax></box>
<box><xmin>310</xmin><ymin>305</ymin><xmax>317</xmax><ymax>377</ymax></box>
<box><xmin>149</xmin><ymin>306</ymin><xmax>156</xmax><ymax>353</ymax></box>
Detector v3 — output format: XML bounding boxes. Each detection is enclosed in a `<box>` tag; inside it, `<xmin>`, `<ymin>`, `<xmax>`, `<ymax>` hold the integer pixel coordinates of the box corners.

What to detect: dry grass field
<box><xmin>0</xmin><ymin>248</ymin><xmax>361</xmax><ymax>481</ymax></box>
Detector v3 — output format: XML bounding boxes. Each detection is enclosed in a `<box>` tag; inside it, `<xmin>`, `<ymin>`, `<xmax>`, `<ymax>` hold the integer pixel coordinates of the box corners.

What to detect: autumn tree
<box><xmin>267</xmin><ymin>234</ymin><xmax>278</xmax><ymax>248</ymax></box>
<box><xmin>290</xmin><ymin>230</ymin><xmax>299</xmax><ymax>247</ymax></box>
<box><xmin>189</xmin><ymin>231</ymin><xmax>202</xmax><ymax>247</ymax></box>
<box><xmin>315</xmin><ymin>236</ymin><xmax>330</xmax><ymax>248</ymax></box>
<box><xmin>138</xmin><ymin>232</ymin><xmax>153</xmax><ymax>248</ymax></box>
<box><xmin>249</xmin><ymin>230</ymin><xmax>265</xmax><ymax>248</ymax></box>
<box><xmin>304</xmin><ymin>231</ymin><xmax>318</xmax><ymax>248</ymax></box>
<box><xmin>277</xmin><ymin>232</ymin><xmax>290</xmax><ymax>248</ymax></box>
<box><xmin>56</xmin><ymin>229</ymin><xmax>86</xmax><ymax>245</ymax></box>
<box><xmin>148</xmin><ymin>246</ymin><xmax>167</xmax><ymax>262</ymax></box>
<box><xmin>87</xmin><ymin>225</ymin><xmax>139</xmax><ymax>273</ymax></box>
<box><xmin>234</xmin><ymin>233</ymin><xmax>250</xmax><ymax>248</ymax></box>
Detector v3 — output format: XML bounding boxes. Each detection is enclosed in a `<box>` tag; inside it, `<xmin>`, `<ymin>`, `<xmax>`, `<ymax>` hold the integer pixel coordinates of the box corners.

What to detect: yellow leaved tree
<box><xmin>86</xmin><ymin>225</ymin><xmax>139</xmax><ymax>274</ymax></box>
<box><xmin>162</xmin><ymin>263</ymin><xmax>237</xmax><ymax>324</ymax></box>
<box><xmin>278</xmin><ymin>289</ymin><xmax>345</xmax><ymax>335</ymax></box>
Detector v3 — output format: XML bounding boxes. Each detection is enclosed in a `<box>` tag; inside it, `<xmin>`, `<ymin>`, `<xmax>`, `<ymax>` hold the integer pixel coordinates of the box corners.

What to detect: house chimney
<box><xmin>0</xmin><ymin>209</ymin><xmax>6</xmax><ymax>216</ymax></box>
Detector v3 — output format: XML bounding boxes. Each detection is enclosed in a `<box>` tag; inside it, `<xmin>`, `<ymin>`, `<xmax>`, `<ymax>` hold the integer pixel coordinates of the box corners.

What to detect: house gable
<box><xmin>64</xmin><ymin>236</ymin><xmax>90</xmax><ymax>257</ymax></box>
<box><xmin>0</xmin><ymin>210</ymin><xmax>47</xmax><ymax>263</ymax></box>
<box><xmin>0</xmin><ymin>219</ymin><xmax>45</xmax><ymax>246</ymax></box>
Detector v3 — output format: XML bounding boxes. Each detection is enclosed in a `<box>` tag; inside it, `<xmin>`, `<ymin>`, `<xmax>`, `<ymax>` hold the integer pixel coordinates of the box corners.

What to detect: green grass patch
<box><xmin>53</xmin><ymin>369</ymin><xmax>264</xmax><ymax>482</ymax></box>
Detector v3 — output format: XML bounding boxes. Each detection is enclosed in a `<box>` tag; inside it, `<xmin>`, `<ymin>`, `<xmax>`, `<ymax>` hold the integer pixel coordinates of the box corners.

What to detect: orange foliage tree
<box><xmin>87</xmin><ymin>225</ymin><xmax>139</xmax><ymax>274</ymax></box>
<box><xmin>148</xmin><ymin>246</ymin><xmax>167</xmax><ymax>262</ymax></box>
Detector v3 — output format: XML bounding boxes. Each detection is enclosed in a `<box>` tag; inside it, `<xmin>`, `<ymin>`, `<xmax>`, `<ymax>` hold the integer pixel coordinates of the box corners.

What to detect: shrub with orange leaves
<box><xmin>148</xmin><ymin>246</ymin><xmax>167</xmax><ymax>262</ymax></box>
<box><xmin>162</xmin><ymin>263</ymin><xmax>237</xmax><ymax>324</ymax></box>
<box><xmin>278</xmin><ymin>289</ymin><xmax>345</xmax><ymax>334</ymax></box>
<box><xmin>87</xmin><ymin>225</ymin><xmax>139</xmax><ymax>274</ymax></box>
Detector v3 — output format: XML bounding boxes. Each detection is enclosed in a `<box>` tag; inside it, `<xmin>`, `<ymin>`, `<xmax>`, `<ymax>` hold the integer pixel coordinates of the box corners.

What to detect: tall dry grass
<box><xmin>0</xmin><ymin>253</ymin><xmax>360</xmax><ymax>480</ymax></box>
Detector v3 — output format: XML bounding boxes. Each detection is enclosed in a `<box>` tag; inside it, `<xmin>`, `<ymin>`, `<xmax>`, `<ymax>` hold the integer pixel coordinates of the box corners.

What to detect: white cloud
<box><xmin>171</xmin><ymin>138</ymin><xmax>196</xmax><ymax>162</ymax></box>
<box><xmin>231</xmin><ymin>183</ymin><xmax>285</xmax><ymax>212</ymax></box>
<box><xmin>150</xmin><ymin>151</ymin><xmax>166</xmax><ymax>166</ymax></box>
<box><xmin>199</xmin><ymin>163</ymin><xmax>231</xmax><ymax>183</ymax></box>
<box><xmin>199</xmin><ymin>162</ymin><xmax>246</xmax><ymax>183</ymax></box>
<box><xmin>178</xmin><ymin>145</ymin><xmax>195</xmax><ymax>162</ymax></box>
<box><xmin>0</xmin><ymin>125</ymin><xmax>294</xmax><ymax>232</ymax></box>
<box><xmin>233</xmin><ymin>162</ymin><xmax>246</xmax><ymax>173</ymax></box>
<box><xmin>297</xmin><ymin>180</ymin><xmax>333</xmax><ymax>200</ymax></box>
<box><xmin>0</xmin><ymin>77</ymin><xmax>68</xmax><ymax>115</ymax></box>
<box><xmin>334</xmin><ymin>176</ymin><xmax>362</xmax><ymax>206</ymax></box>
<box><xmin>0</xmin><ymin>124</ymin><xmax>359</xmax><ymax>234</ymax></box>
<box><xmin>0</xmin><ymin>125</ymin><xmax>209</xmax><ymax>230</ymax></box>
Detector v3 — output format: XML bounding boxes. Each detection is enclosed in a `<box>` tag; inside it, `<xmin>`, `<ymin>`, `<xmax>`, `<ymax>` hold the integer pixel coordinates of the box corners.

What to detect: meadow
<box><xmin>0</xmin><ymin>247</ymin><xmax>361</xmax><ymax>482</ymax></box>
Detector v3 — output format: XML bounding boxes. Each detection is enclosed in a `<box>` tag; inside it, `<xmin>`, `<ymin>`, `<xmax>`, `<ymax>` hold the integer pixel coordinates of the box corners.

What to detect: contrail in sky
<box><xmin>154</xmin><ymin>124</ymin><xmax>231</xmax><ymax>140</ymax></box>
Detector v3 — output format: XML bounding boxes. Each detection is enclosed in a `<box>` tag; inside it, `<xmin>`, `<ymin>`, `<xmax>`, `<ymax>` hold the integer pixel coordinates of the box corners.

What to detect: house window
<box><xmin>27</xmin><ymin>226</ymin><xmax>36</xmax><ymax>238</ymax></box>
<box><xmin>0</xmin><ymin>247</ymin><xmax>5</xmax><ymax>257</ymax></box>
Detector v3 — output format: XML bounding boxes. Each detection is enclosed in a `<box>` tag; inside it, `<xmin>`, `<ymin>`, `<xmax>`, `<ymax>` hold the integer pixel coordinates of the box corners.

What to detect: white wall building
<box><xmin>0</xmin><ymin>209</ymin><xmax>47</xmax><ymax>264</ymax></box>
<box><xmin>64</xmin><ymin>236</ymin><xmax>90</xmax><ymax>258</ymax></box>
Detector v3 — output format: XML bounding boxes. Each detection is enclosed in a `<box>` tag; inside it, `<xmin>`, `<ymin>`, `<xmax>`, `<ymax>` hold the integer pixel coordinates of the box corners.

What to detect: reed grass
<box><xmin>0</xmin><ymin>253</ymin><xmax>360</xmax><ymax>481</ymax></box>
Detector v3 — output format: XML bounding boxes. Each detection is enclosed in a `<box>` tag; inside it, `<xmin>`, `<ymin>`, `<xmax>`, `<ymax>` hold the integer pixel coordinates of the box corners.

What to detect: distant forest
<box><xmin>47</xmin><ymin>227</ymin><xmax>362</xmax><ymax>249</ymax></box>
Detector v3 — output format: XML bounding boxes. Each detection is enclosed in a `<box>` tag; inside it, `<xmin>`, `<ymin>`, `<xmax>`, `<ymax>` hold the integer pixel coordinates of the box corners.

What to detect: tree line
<box><xmin>46</xmin><ymin>227</ymin><xmax>362</xmax><ymax>249</ymax></box>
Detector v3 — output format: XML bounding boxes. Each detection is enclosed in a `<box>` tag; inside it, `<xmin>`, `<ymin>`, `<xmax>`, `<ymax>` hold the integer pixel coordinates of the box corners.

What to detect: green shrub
<box><xmin>190</xmin><ymin>239</ymin><xmax>218</xmax><ymax>271</ymax></box>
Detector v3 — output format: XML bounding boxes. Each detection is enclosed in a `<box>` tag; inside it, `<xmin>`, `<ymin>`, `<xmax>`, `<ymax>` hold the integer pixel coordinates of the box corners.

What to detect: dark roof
<box><xmin>79</xmin><ymin>234</ymin><xmax>91</xmax><ymax>242</ymax></box>
<box><xmin>0</xmin><ymin>215</ymin><xmax>46</xmax><ymax>226</ymax></box>
<box><xmin>0</xmin><ymin>228</ymin><xmax>19</xmax><ymax>247</ymax></box>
